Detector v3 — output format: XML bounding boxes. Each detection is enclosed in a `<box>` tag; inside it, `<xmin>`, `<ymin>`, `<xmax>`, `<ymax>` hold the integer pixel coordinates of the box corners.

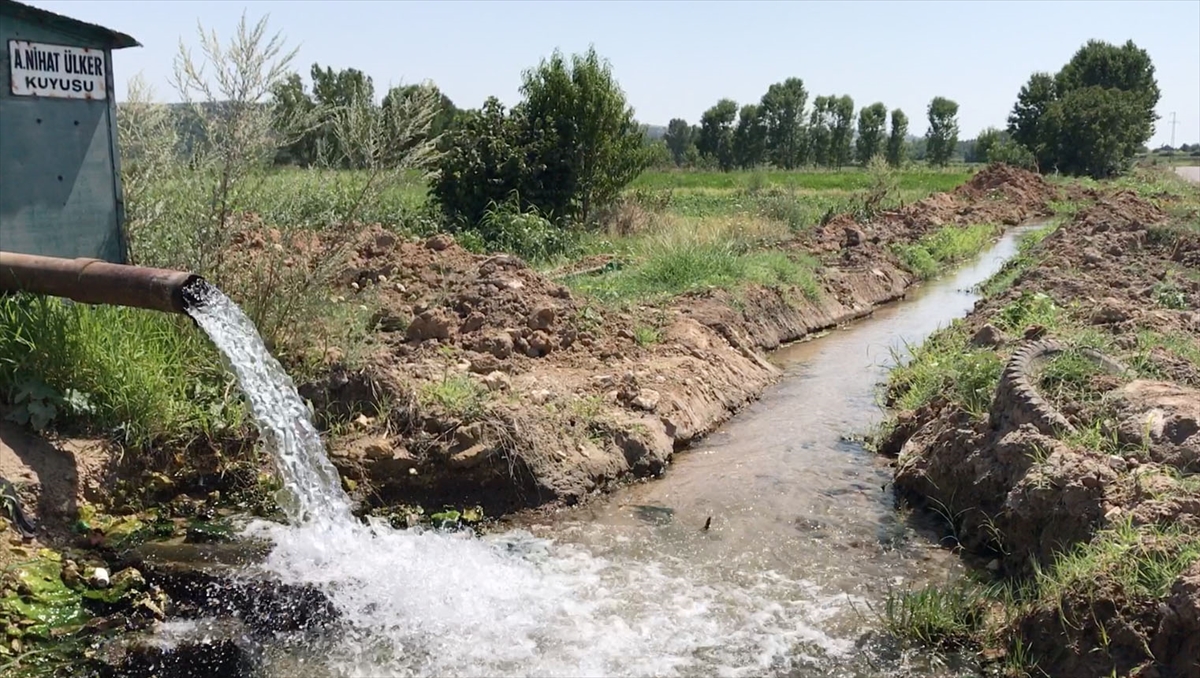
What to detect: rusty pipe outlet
<box><xmin>0</xmin><ymin>251</ymin><xmax>208</xmax><ymax>314</ymax></box>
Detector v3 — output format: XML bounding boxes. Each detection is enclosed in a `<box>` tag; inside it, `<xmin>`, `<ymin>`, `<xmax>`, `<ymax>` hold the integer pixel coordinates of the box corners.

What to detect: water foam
<box><xmin>246</xmin><ymin>518</ymin><xmax>854</xmax><ymax>677</ymax></box>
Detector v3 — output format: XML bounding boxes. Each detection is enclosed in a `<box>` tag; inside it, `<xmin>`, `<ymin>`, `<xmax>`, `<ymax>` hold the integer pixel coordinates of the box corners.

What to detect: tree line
<box><xmin>252</xmin><ymin>37</ymin><xmax>1162</xmax><ymax>241</ymax></box>
<box><xmin>657</xmin><ymin>86</ymin><xmax>962</xmax><ymax>171</ymax></box>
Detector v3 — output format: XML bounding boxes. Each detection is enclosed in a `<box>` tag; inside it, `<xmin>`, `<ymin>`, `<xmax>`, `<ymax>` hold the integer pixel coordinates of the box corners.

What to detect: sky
<box><xmin>23</xmin><ymin>0</ymin><xmax>1200</xmax><ymax>146</ymax></box>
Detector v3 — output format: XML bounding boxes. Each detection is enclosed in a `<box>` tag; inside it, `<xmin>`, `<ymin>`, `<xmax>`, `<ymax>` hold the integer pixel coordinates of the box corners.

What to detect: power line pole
<box><xmin>1168</xmin><ymin>112</ymin><xmax>1178</xmax><ymax>149</ymax></box>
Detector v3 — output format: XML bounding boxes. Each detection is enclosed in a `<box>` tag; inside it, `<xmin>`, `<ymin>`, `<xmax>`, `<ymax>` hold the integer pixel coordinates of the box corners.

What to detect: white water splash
<box><xmin>245</xmin><ymin>518</ymin><xmax>855</xmax><ymax>677</ymax></box>
<box><xmin>185</xmin><ymin>283</ymin><xmax>353</xmax><ymax>526</ymax></box>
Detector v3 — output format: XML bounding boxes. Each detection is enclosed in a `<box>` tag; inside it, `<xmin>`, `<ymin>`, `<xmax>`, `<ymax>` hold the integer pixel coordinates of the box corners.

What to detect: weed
<box><xmin>994</xmin><ymin>292</ymin><xmax>1060</xmax><ymax>334</ymax></box>
<box><xmin>885</xmin><ymin>322</ymin><xmax>1003</xmax><ymax>416</ymax></box>
<box><xmin>978</xmin><ymin>220</ymin><xmax>1061</xmax><ymax>297</ymax></box>
<box><xmin>880</xmin><ymin>581</ymin><xmax>987</xmax><ymax>649</ymax></box>
<box><xmin>633</xmin><ymin>326</ymin><xmax>661</xmax><ymax>346</ymax></box>
<box><xmin>893</xmin><ymin>224</ymin><xmax>999</xmax><ymax>280</ymax></box>
<box><xmin>417</xmin><ymin>375</ymin><xmax>489</xmax><ymax>420</ymax></box>
<box><xmin>0</xmin><ymin>295</ymin><xmax>244</xmax><ymax>447</ymax></box>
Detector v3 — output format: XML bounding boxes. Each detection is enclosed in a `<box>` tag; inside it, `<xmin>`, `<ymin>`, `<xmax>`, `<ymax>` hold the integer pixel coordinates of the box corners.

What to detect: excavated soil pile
<box><xmin>270</xmin><ymin>165</ymin><xmax>1058</xmax><ymax>516</ymax></box>
<box><xmin>880</xmin><ymin>187</ymin><xmax>1200</xmax><ymax>677</ymax></box>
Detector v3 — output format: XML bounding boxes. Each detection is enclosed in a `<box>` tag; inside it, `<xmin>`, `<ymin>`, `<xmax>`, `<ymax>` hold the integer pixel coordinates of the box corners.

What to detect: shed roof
<box><xmin>1</xmin><ymin>0</ymin><xmax>140</xmax><ymax>49</ymax></box>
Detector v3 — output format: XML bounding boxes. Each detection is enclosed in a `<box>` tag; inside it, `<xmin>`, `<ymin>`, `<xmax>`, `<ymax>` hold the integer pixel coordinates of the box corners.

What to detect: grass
<box><xmin>0</xmin><ymin>294</ymin><xmax>244</xmax><ymax>448</ymax></box>
<box><xmin>885</xmin><ymin>321</ymin><xmax>1004</xmax><ymax>416</ymax></box>
<box><xmin>417</xmin><ymin>374</ymin><xmax>489</xmax><ymax>421</ymax></box>
<box><xmin>630</xmin><ymin>166</ymin><xmax>972</xmax><ymax>193</ymax></box>
<box><xmin>880</xmin><ymin>581</ymin><xmax>988</xmax><ymax>650</ymax></box>
<box><xmin>978</xmin><ymin>220</ymin><xmax>1061</xmax><ymax>297</ymax></box>
<box><xmin>1034</xmin><ymin>520</ymin><xmax>1200</xmax><ymax>605</ymax></box>
<box><xmin>565</xmin><ymin>214</ymin><xmax>822</xmax><ymax>304</ymax></box>
<box><xmin>893</xmin><ymin>223</ymin><xmax>1000</xmax><ymax>280</ymax></box>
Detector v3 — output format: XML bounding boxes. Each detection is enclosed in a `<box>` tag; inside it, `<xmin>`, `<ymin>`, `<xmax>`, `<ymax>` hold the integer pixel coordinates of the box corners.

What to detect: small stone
<box><xmin>350</xmin><ymin>282</ymin><xmax>360</xmax><ymax>291</ymax></box>
<box><xmin>617</xmin><ymin>328</ymin><xmax>635</xmax><ymax>340</ymax></box>
<box><xmin>406</xmin><ymin>309</ymin><xmax>455</xmax><ymax>342</ymax></box>
<box><xmin>394</xmin><ymin>282</ymin><xmax>406</xmax><ymax>293</ymax></box>
<box><xmin>505</xmin><ymin>279</ymin><xmax>525</xmax><ymax>290</ymax></box>
<box><xmin>460</xmin><ymin>312</ymin><xmax>486</xmax><ymax>334</ymax></box>
<box><xmin>843</xmin><ymin>226</ymin><xmax>864</xmax><ymax>247</ymax></box>
<box><xmin>531</xmin><ymin>389</ymin><xmax>553</xmax><ymax>405</ymax></box>
<box><xmin>1090</xmin><ymin>298</ymin><xmax>1130</xmax><ymax>325</ymax></box>
<box><xmin>986</xmin><ymin>559</ymin><xmax>1001</xmax><ymax>572</ymax></box>
<box><xmin>448</xmin><ymin>444</ymin><xmax>491</xmax><ymax>469</ymax></box>
<box><xmin>374</xmin><ymin>232</ymin><xmax>397</xmax><ymax>249</ymax></box>
<box><xmin>484</xmin><ymin>333</ymin><xmax>514</xmax><ymax>359</ymax></box>
<box><xmin>377</xmin><ymin>275</ymin><xmax>388</xmax><ymax>284</ymax></box>
<box><xmin>970</xmin><ymin>323</ymin><xmax>1006</xmax><ymax>348</ymax></box>
<box><xmin>1106</xmin><ymin>455</ymin><xmax>1128</xmax><ymax>472</ymax></box>
<box><xmin>631</xmin><ymin>389</ymin><xmax>661</xmax><ymax>412</ymax></box>
<box><xmin>528</xmin><ymin>306</ymin><xmax>557</xmax><ymax>331</ymax></box>
<box><xmin>89</xmin><ymin>567</ymin><xmax>110</xmax><ymax>588</ymax></box>
<box><xmin>481</xmin><ymin>371</ymin><xmax>511</xmax><ymax>392</ymax></box>
<box><xmin>527</xmin><ymin>331</ymin><xmax>553</xmax><ymax>358</ymax></box>
<box><xmin>425</xmin><ymin>234</ymin><xmax>454</xmax><ymax>251</ymax></box>
<box><xmin>1082</xmin><ymin>248</ymin><xmax>1104</xmax><ymax>266</ymax></box>
<box><xmin>354</xmin><ymin>414</ymin><xmax>374</xmax><ymax>429</ymax></box>
<box><xmin>110</xmin><ymin>568</ymin><xmax>145</xmax><ymax>589</ymax></box>
<box><xmin>407</xmin><ymin>467</ymin><xmax>419</xmax><ymax>476</ymax></box>
<box><xmin>591</xmin><ymin>375</ymin><xmax>616</xmax><ymax>388</ymax></box>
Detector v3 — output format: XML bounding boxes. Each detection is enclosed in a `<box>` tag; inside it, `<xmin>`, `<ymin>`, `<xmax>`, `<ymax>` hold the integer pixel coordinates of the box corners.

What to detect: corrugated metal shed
<box><xmin>0</xmin><ymin>0</ymin><xmax>140</xmax><ymax>264</ymax></box>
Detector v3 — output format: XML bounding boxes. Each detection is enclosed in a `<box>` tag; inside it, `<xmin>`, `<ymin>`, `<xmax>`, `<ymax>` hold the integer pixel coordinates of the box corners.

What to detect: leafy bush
<box><xmin>431</xmin><ymin>47</ymin><xmax>649</xmax><ymax>229</ymax></box>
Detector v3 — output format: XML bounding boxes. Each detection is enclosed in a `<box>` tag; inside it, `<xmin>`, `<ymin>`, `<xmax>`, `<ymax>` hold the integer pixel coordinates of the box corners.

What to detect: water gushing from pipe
<box><xmin>183</xmin><ymin>280</ymin><xmax>353</xmax><ymax>526</ymax></box>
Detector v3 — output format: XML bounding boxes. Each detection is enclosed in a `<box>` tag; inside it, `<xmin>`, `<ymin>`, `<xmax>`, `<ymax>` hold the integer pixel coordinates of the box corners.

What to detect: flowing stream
<box><xmin>181</xmin><ymin>225</ymin><xmax>1039</xmax><ymax>677</ymax></box>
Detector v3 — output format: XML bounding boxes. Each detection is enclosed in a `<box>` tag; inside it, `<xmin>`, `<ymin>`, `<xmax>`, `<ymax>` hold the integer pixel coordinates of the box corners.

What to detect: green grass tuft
<box><xmin>893</xmin><ymin>224</ymin><xmax>999</xmax><ymax>280</ymax></box>
<box><xmin>0</xmin><ymin>295</ymin><xmax>245</xmax><ymax>447</ymax></box>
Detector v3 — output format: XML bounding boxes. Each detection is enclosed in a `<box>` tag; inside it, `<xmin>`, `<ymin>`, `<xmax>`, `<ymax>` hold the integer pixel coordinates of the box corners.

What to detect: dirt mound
<box><xmin>881</xmin><ymin>176</ymin><xmax>1200</xmax><ymax>674</ymax></box>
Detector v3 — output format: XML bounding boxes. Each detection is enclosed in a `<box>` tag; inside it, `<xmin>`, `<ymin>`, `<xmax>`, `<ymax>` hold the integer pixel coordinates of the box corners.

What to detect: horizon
<box><xmin>19</xmin><ymin>0</ymin><xmax>1200</xmax><ymax>147</ymax></box>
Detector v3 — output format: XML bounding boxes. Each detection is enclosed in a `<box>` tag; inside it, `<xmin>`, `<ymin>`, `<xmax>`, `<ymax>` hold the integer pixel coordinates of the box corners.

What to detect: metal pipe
<box><xmin>0</xmin><ymin>251</ymin><xmax>206</xmax><ymax>314</ymax></box>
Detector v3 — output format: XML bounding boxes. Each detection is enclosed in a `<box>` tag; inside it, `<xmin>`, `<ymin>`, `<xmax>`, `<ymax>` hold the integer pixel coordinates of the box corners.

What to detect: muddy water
<box><xmin>243</xmin><ymin>227</ymin><xmax>1038</xmax><ymax>678</ymax></box>
<box><xmin>508</xmin><ymin>223</ymin><xmax>1043</xmax><ymax>674</ymax></box>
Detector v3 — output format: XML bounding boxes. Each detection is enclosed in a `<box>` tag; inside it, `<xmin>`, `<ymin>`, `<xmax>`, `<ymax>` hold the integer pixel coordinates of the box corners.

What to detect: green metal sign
<box><xmin>0</xmin><ymin>0</ymin><xmax>139</xmax><ymax>264</ymax></box>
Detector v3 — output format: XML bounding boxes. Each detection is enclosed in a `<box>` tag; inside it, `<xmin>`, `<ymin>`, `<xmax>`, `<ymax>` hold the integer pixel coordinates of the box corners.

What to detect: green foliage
<box><xmin>474</xmin><ymin>197</ymin><xmax>579</xmax><ymax>263</ymax></box>
<box><xmin>886</xmin><ymin>108</ymin><xmax>909</xmax><ymax>168</ymax></box>
<box><xmin>972</xmin><ymin>127</ymin><xmax>1004</xmax><ymax>163</ymax></box>
<box><xmin>0</xmin><ymin>295</ymin><xmax>244</xmax><ymax>447</ymax></box>
<box><xmin>808</xmin><ymin>96</ymin><xmax>834</xmax><ymax>167</ymax></box>
<box><xmin>664</xmin><ymin>118</ymin><xmax>695</xmax><ymax>166</ymax></box>
<box><xmin>519</xmin><ymin>47</ymin><xmax>650</xmax><ymax>223</ymax></box>
<box><xmin>925</xmin><ymin>96</ymin><xmax>960</xmax><ymax>167</ymax></box>
<box><xmin>893</xmin><ymin>223</ymin><xmax>998</xmax><ymax>279</ymax></box>
<box><xmin>732</xmin><ymin>104</ymin><xmax>768</xmax><ymax>169</ymax></box>
<box><xmin>760</xmin><ymin>78</ymin><xmax>809</xmax><ymax>169</ymax></box>
<box><xmin>698</xmin><ymin>99</ymin><xmax>739</xmax><ymax>171</ymax></box>
<box><xmin>829</xmin><ymin>95</ymin><xmax>855</xmax><ymax>168</ymax></box>
<box><xmin>1007</xmin><ymin>40</ymin><xmax>1160</xmax><ymax>178</ymax></box>
<box><xmin>432</xmin><ymin>47</ymin><xmax>649</xmax><ymax>226</ymax></box>
<box><xmin>418</xmin><ymin>374</ymin><xmax>489</xmax><ymax>421</ymax></box>
<box><xmin>886</xmin><ymin>321</ymin><xmax>1003</xmax><ymax>416</ymax></box>
<box><xmin>855</xmin><ymin>102</ymin><xmax>889</xmax><ymax>165</ymax></box>
<box><xmin>567</xmin><ymin>220</ymin><xmax>821</xmax><ymax>305</ymax></box>
<box><xmin>881</xmin><ymin>581</ymin><xmax>987</xmax><ymax>649</ymax></box>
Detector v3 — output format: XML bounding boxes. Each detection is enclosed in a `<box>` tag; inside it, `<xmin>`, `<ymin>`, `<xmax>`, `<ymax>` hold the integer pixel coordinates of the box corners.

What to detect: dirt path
<box><xmin>1177</xmin><ymin>164</ymin><xmax>1200</xmax><ymax>183</ymax></box>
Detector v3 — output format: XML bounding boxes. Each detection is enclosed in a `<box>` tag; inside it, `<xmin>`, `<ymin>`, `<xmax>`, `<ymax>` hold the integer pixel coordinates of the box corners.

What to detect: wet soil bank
<box><xmin>879</xmin><ymin>182</ymin><xmax>1200</xmax><ymax>677</ymax></box>
<box><xmin>293</xmin><ymin>165</ymin><xmax>1059</xmax><ymax>517</ymax></box>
